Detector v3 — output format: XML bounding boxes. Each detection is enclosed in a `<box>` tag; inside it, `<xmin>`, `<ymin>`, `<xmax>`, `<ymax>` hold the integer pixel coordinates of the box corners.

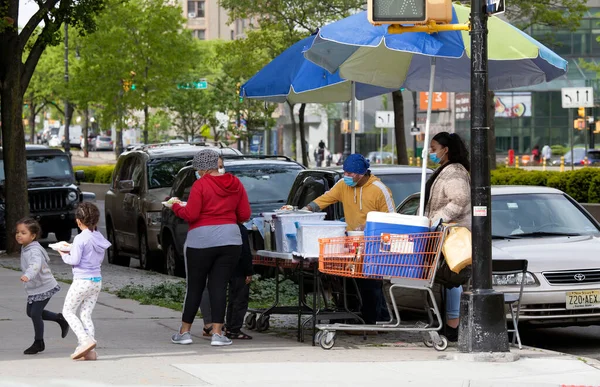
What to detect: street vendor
<box><xmin>303</xmin><ymin>153</ymin><xmax>394</xmax><ymax>325</ymax></box>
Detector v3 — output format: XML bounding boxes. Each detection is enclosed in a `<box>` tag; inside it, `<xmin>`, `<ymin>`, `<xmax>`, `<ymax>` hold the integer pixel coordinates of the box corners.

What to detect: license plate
<box><xmin>566</xmin><ymin>290</ymin><xmax>600</xmax><ymax>310</ymax></box>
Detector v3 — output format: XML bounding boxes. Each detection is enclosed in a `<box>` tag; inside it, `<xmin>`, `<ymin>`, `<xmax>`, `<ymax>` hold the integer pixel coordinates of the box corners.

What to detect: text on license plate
<box><xmin>566</xmin><ymin>290</ymin><xmax>600</xmax><ymax>310</ymax></box>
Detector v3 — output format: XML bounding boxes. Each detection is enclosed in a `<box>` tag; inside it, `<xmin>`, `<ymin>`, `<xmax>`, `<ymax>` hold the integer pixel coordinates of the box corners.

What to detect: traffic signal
<box><xmin>574</xmin><ymin>118</ymin><xmax>586</xmax><ymax>130</ymax></box>
<box><xmin>236</xmin><ymin>82</ymin><xmax>243</xmax><ymax>103</ymax></box>
<box><xmin>368</xmin><ymin>0</ymin><xmax>452</xmax><ymax>25</ymax></box>
<box><xmin>578</xmin><ymin>107</ymin><xmax>585</xmax><ymax>118</ymax></box>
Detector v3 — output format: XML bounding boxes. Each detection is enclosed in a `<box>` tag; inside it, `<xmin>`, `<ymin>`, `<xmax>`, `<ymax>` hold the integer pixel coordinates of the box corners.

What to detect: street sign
<box><xmin>375</xmin><ymin>111</ymin><xmax>395</xmax><ymax>128</ymax></box>
<box><xmin>368</xmin><ymin>0</ymin><xmax>452</xmax><ymax>25</ymax></box>
<box><xmin>178</xmin><ymin>79</ymin><xmax>208</xmax><ymax>90</ymax></box>
<box><xmin>410</xmin><ymin>127</ymin><xmax>421</xmax><ymax>136</ymax></box>
<box><xmin>562</xmin><ymin>87</ymin><xmax>594</xmax><ymax>108</ymax></box>
<box><xmin>486</xmin><ymin>0</ymin><xmax>505</xmax><ymax>15</ymax></box>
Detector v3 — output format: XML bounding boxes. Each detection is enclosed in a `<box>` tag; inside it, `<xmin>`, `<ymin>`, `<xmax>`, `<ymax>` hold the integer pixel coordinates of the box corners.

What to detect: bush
<box><xmin>547</xmin><ymin>172</ymin><xmax>569</xmax><ymax>193</ymax></box>
<box><xmin>589</xmin><ymin>174</ymin><xmax>600</xmax><ymax>204</ymax></box>
<box><xmin>73</xmin><ymin>165</ymin><xmax>115</xmax><ymax>184</ymax></box>
<box><xmin>490</xmin><ymin>168</ymin><xmax>527</xmax><ymax>185</ymax></box>
<box><xmin>507</xmin><ymin>170</ymin><xmax>559</xmax><ymax>186</ymax></box>
<box><xmin>565</xmin><ymin>169</ymin><xmax>600</xmax><ymax>203</ymax></box>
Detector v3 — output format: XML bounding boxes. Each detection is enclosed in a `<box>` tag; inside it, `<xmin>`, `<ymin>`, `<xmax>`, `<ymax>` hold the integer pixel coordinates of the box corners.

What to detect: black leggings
<box><xmin>26</xmin><ymin>298</ymin><xmax>60</xmax><ymax>340</ymax></box>
<box><xmin>183</xmin><ymin>245</ymin><xmax>241</xmax><ymax>325</ymax></box>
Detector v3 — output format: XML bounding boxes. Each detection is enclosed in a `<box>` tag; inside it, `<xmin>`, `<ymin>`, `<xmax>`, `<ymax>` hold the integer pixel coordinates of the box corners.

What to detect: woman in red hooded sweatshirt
<box><xmin>169</xmin><ymin>149</ymin><xmax>251</xmax><ymax>347</ymax></box>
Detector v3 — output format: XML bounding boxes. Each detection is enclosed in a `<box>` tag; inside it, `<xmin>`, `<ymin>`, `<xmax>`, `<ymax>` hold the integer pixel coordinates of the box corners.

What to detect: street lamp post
<box><xmin>458</xmin><ymin>0</ymin><xmax>509</xmax><ymax>353</ymax></box>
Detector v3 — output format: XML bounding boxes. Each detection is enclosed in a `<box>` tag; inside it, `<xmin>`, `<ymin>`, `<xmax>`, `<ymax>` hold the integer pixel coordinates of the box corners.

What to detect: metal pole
<box><xmin>413</xmin><ymin>91</ymin><xmax>418</xmax><ymax>159</ymax></box>
<box><xmin>569</xmin><ymin>108</ymin><xmax>574</xmax><ymax>171</ymax></box>
<box><xmin>350</xmin><ymin>81</ymin><xmax>356</xmax><ymax>154</ymax></box>
<box><xmin>418</xmin><ymin>58</ymin><xmax>436</xmax><ymax>217</ymax></box>
<box><xmin>459</xmin><ymin>0</ymin><xmax>509</xmax><ymax>353</ymax></box>
<box><xmin>343</xmin><ymin>102</ymin><xmax>351</xmax><ymax>160</ymax></box>
<box><xmin>64</xmin><ymin>23</ymin><xmax>71</xmax><ymax>159</ymax></box>
<box><xmin>380</xmin><ymin>127</ymin><xmax>384</xmax><ymax>164</ymax></box>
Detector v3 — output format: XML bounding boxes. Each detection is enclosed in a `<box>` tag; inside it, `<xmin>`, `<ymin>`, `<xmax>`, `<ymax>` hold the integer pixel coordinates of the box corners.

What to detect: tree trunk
<box><xmin>298</xmin><ymin>103</ymin><xmax>308</xmax><ymax>167</ymax></box>
<box><xmin>392</xmin><ymin>90</ymin><xmax>408</xmax><ymax>165</ymax></box>
<box><xmin>286</xmin><ymin>101</ymin><xmax>298</xmax><ymax>161</ymax></box>
<box><xmin>29</xmin><ymin>100</ymin><xmax>36</xmax><ymax>144</ymax></box>
<box><xmin>143</xmin><ymin>102</ymin><xmax>149</xmax><ymax>144</ymax></box>
<box><xmin>487</xmin><ymin>91</ymin><xmax>497</xmax><ymax>169</ymax></box>
<box><xmin>64</xmin><ymin>102</ymin><xmax>73</xmax><ymax>155</ymax></box>
<box><xmin>82</xmin><ymin>106</ymin><xmax>89</xmax><ymax>157</ymax></box>
<box><xmin>0</xmin><ymin>57</ymin><xmax>30</xmax><ymax>253</ymax></box>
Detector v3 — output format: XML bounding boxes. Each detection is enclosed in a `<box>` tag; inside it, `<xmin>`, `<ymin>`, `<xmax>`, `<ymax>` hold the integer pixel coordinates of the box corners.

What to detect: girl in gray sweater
<box><xmin>18</xmin><ymin>218</ymin><xmax>69</xmax><ymax>354</ymax></box>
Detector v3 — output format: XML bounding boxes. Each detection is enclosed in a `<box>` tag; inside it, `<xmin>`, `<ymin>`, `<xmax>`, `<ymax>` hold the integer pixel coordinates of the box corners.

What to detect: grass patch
<box><xmin>114</xmin><ymin>275</ymin><xmax>300</xmax><ymax>312</ymax></box>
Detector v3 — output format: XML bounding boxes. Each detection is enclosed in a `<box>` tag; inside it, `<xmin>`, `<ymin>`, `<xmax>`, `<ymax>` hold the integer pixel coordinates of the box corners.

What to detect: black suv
<box><xmin>104</xmin><ymin>143</ymin><xmax>242</xmax><ymax>269</ymax></box>
<box><xmin>0</xmin><ymin>145</ymin><xmax>86</xmax><ymax>248</ymax></box>
<box><xmin>285</xmin><ymin>165</ymin><xmax>432</xmax><ymax>219</ymax></box>
<box><xmin>160</xmin><ymin>156</ymin><xmax>305</xmax><ymax>276</ymax></box>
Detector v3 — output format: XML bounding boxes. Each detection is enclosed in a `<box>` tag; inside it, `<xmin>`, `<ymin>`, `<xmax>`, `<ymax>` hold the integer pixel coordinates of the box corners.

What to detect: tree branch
<box><xmin>18</xmin><ymin>0</ymin><xmax>61</xmax><ymax>53</ymax></box>
<box><xmin>21</xmin><ymin>22</ymin><xmax>57</xmax><ymax>95</ymax></box>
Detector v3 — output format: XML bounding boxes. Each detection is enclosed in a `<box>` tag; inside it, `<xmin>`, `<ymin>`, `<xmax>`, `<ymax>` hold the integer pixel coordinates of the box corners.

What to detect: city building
<box><xmin>180</xmin><ymin>0</ymin><xmax>249</xmax><ymax>40</ymax></box>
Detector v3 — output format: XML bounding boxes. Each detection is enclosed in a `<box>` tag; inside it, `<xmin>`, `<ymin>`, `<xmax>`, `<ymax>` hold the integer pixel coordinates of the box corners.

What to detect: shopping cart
<box><xmin>315</xmin><ymin>229</ymin><xmax>449</xmax><ymax>350</ymax></box>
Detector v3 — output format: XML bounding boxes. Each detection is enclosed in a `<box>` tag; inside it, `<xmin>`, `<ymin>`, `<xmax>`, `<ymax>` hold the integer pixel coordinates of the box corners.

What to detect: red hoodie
<box><xmin>172</xmin><ymin>173</ymin><xmax>251</xmax><ymax>230</ymax></box>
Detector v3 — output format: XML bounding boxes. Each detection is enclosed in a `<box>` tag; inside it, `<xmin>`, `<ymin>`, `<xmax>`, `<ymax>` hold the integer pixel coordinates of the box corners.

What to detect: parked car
<box><xmin>552</xmin><ymin>148</ymin><xmax>600</xmax><ymax>166</ymax></box>
<box><xmin>104</xmin><ymin>143</ymin><xmax>242</xmax><ymax>270</ymax></box>
<box><xmin>285</xmin><ymin>165</ymin><xmax>432</xmax><ymax>218</ymax></box>
<box><xmin>160</xmin><ymin>155</ymin><xmax>305</xmax><ymax>276</ymax></box>
<box><xmin>367</xmin><ymin>151</ymin><xmax>397</xmax><ymax>165</ymax></box>
<box><xmin>397</xmin><ymin>186</ymin><xmax>600</xmax><ymax>328</ymax></box>
<box><xmin>0</xmin><ymin>145</ymin><xmax>87</xmax><ymax>249</ymax></box>
<box><xmin>94</xmin><ymin>136</ymin><xmax>114</xmax><ymax>151</ymax></box>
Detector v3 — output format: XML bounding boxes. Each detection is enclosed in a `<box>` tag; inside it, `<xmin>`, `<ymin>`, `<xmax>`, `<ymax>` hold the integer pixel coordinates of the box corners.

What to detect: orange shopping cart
<box><xmin>314</xmin><ymin>228</ymin><xmax>449</xmax><ymax>351</ymax></box>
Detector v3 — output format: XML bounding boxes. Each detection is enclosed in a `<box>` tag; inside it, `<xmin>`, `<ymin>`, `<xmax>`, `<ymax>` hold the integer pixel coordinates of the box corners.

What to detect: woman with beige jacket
<box><xmin>424</xmin><ymin>131</ymin><xmax>471</xmax><ymax>342</ymax></box>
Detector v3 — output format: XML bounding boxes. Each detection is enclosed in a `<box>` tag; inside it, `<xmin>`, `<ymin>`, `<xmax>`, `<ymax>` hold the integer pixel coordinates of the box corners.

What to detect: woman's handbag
<box><xmin>442</xmin><ymin>227</ymin><xmax>472</xmax><ymax>274</ymax></box>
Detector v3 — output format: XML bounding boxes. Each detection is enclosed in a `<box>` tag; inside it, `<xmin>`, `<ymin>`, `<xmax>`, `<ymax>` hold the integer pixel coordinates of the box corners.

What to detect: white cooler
<box><xmin>273</xmin><ymin>211</ymin><xmax>327</xmax><ymax>253</ymax></box>
<box><xmin>296</xmin><ymin>220</ymin><xmax>347</xmax><ymax>257</ymax></box>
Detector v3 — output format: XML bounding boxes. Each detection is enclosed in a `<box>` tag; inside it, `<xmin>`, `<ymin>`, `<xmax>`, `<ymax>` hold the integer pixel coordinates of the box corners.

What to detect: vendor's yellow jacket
<box><xmin>308</xmin><ymin>174</ymin><xmax>395</xmax><ymax>231</ymax></box>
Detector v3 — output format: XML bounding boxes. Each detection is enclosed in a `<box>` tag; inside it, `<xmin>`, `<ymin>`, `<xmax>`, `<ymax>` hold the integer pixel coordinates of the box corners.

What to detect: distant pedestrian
<box><xmin>59</xmin><ymin>202</ymin><xmax>111</xmax><ymax>360</ymax></box>
<box><xmin>17</xmin><ymin>217</ymin><xmax>69</xmax><ymax>355</ymax></box>
<box><xmin>542</xmin><ymin>145</ymin><xmax>552</xmax><ymax>162</ymax></box>
<box><xmin>532</xmin><ymin>144</ymin><xmax>541</xmax><ymax>164</ymax></box>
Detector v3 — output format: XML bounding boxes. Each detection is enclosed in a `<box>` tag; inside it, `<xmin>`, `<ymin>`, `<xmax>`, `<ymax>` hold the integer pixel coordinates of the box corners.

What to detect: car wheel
<box><xmin>107</xmin><ymin>225</ymin><xmax>130</xmax><ymax>267</ymax></box>
<box><xmin>138</xmin><ymin>230</ymin><xmax>151</xmax><ymax>270</ymax></box>
<box><xmin>165</xmin><ymin>240</ymin><xmax>183</xmax><ymax>277</ymax></box>
<box><xmin>55</xmin><ymin>228</ymin><xmax>73</xmax><ymax>243</ymax></box>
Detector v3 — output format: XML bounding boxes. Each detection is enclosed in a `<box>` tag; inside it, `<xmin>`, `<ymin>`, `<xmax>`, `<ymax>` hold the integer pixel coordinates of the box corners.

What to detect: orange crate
<box><xmin>318</xmin><ymin>232</ymin><xmax>444</xmax><ymax>280</ymax></box>
<box><xmin>253</xmin><ymin>255</ymin><xmax>312</xmax><ymax>269</ymax></box>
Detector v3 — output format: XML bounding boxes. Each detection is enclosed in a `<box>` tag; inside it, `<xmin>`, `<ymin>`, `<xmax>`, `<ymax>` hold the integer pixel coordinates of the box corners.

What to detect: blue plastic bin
<box><xmin>363</xmin><ymin>212</ymin><xmax>430</xmax><ymax>278</ymax></box>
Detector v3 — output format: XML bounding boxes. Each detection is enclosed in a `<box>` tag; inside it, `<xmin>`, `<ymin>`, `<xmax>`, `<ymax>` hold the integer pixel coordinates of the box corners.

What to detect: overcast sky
<box><xmin>19</xmin><ymin>0</ymin><xmax>38</xmax><ymax>27</ymax></box>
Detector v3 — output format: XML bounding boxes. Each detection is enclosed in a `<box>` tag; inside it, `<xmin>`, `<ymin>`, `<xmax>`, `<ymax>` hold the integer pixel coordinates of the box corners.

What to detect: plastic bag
<box><xmin>442</xmin><ymin>227</ymin><xmax>472</xmax><ymax>274</ymax></box>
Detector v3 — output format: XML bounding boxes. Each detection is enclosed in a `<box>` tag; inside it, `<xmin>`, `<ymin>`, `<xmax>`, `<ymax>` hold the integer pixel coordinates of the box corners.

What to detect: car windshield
<box><xmin>492</xmin><ymin>193</ymin><xmax>600</xmax><ymax>238</ymax></box>
<box><xmin>0</xmin><ymin>155</ymin><xmax>73</xmax><ymax>182</ymax></box>
<box><xmin>227</xmin><ymin>164</ymin><xmax>303</xmax><ymax>204</ymax></box>
<box><xmin>588</xmin><ymin>150</ymin><xmax>600</xmax><ymax>160</ymax></box>
<box><xmin>378</xmin><ymin>173</ymin><xmax>429</xmax><ymax>205</ymax></box>
<box><xmin>147</xmin><ymin>157</ymin><xmax>191</xmax><ymax>189</ymax></box>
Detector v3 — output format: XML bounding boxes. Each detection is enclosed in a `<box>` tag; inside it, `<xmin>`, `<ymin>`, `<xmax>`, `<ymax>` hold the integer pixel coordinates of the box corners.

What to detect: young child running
<box><xmin>59</xmin><ymin>202</ymin><xmax>111</xmax><ymax>360</ymax></box>
<box><xmin>18</xmin><ymin>218</ymin><xmax>70</xmax><ymax>355</ymax></box>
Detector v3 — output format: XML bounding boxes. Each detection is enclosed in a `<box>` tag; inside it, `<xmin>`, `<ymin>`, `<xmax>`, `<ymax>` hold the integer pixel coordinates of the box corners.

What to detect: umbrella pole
<box><xmin>418</xmin><ymin>57</ymin><xmax>436</xmax><ymax>217</ymax></box>
<box><xmin>351</xmin><ymin>81</ymin><xmax>356</xmax><ymax>154</ymax></box>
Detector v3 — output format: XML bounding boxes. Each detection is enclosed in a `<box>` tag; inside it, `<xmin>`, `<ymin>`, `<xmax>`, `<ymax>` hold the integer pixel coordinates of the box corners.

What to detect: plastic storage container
<box><xmin>273</xmin><ymin>212</ymin><xmax>327</xmax><ymax>253</ymax></box>
<box><xmin>363</xmin><ymin>212</ymin><xmax>430</xmax><ymax>278</ymax></box>
<box><xmin>296</xmin><ymin>220</ymin><xmax>347</xmax><ymax>257</ymax></box>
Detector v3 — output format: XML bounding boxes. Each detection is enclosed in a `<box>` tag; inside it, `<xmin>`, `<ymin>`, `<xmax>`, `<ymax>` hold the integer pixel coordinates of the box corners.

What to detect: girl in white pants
<box><xmin>59</xmin><ymin>203</ymin><xmax>111</xmax><ymax>360</ymax></box>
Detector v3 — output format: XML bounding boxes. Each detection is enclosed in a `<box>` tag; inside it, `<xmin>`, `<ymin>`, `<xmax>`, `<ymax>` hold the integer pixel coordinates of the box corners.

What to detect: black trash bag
<box><xmin>435</xmin><ymin>258</ymin><xmax>471</xmax><ymax>289</ymax></box>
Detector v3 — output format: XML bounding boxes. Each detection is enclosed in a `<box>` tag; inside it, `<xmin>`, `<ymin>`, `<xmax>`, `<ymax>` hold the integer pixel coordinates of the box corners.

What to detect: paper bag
<box><xmin>442</xmin><ymin>227</ymin><xmax>472</xmax><ymax>274</ymax></box>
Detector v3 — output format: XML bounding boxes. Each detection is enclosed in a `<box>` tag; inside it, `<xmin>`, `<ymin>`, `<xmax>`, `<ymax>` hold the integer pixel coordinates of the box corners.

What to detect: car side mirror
<box><xmin>75</xmin><ymin>170</ymin><xmax>85</xmax><ymax>182</ymax></box>
<box><xmin>118</xmin><ymin>180</ymin><xmax>135</xmax><ymax>193</ymax></box>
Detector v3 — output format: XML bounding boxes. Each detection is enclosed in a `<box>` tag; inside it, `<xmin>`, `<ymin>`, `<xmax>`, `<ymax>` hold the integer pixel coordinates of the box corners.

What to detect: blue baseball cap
<box><xmin>343</xmin><ymin>154</ymin><xmax>370</xmax><ymax>175</ymax></box>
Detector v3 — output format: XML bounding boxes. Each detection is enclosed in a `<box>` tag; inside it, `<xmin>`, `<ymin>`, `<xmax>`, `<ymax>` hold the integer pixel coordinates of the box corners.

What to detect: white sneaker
<box><xmin>71</xmin><ymin>340</ymin><xmax>96</xmax><ymax>360</ymax></box>
<box><xmin>211</xmin><ymin>333</ymin><xmax>232</xmax><ymax>346</ymax></box>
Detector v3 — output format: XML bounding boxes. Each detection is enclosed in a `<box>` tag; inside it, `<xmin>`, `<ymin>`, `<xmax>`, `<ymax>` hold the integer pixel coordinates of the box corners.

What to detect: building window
<box><xmin>193</xmin><ymin>29</ymin><xmax>206</xmax><ymax>40</ymax></box>
<box><xmin>187</xmin><ymin>0</ymin><xmax>205</xmax><ymax>18</ymax></box>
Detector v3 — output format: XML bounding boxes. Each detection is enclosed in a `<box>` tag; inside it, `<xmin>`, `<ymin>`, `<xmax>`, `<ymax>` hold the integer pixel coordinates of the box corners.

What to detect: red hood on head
<box><xmin>201</xmin><ymin>173</ymin><xmax>242</xmax><ymax>197</ymax></box>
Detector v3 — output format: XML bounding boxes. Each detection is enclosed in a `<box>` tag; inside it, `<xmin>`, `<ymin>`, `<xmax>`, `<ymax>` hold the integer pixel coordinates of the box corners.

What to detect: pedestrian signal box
<box><xmin>368</xmin><ymin>0</ymin><xmax>453</xmax><ymax>25</ymax></box>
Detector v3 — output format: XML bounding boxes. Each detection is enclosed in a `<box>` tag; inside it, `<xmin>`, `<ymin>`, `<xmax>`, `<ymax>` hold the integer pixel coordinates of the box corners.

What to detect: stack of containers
<box><xmin>363</xmin><ymin>212</ymin><xmax>430</xmax><ymax>278</ymax></box>
<box><xmin>295</xmin><ymin>220</ymin><xmax>347</xmax><ymax>257</ymax></box>
<box><xmin>273</xmin><ymin>211</ymin><xmax>327</xmax><ymax>253</ymax></box>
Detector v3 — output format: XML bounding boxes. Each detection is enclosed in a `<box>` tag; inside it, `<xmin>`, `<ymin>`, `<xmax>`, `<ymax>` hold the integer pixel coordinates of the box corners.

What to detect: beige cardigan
<box><xmin>425</xmin><ymin>163</ymin><xmax>471</xmax><ymax>230</ymax></box>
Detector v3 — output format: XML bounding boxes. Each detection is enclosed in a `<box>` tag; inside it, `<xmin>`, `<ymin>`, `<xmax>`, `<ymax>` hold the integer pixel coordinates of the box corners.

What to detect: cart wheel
<box><xmin>256</xmin><ymin>315</ymin><xmax>270</xmax><ymax>332</ymax></box>
<box><xmin>433</xmin><ymin>336</ymin><xmax>448</xmax><ymax>351</ymax></box>
<box><xmin>319</xmin><ymin>331</ymin><xmax>336</xmax><ymax>350</ymax></box>
<box><xmin>423</xmin><ymin>339</ymin><xmax>434</xmax><ymax>348</ymax></box>
<box><xmin>314</xmin><ymin>331</ymin><xmax>323</xmax><ymax>344</ymax></box>
<box><xmin>245</xmin><ymin>314</ymin><xmax>257</xmax><ymax>330</ymax></box>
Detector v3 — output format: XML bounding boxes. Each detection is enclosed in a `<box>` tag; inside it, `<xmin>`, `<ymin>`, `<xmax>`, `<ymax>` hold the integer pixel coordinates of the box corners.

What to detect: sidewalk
<box><xmin>1</xmin><ymin>266</ymin><xmax>600</xmax><ymax>387</ymax></box>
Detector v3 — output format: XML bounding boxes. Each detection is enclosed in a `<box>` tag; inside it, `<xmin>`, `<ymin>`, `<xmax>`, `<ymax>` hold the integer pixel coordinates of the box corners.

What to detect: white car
<box><xmin>397</xmin><ymin>186</ymin><xmax>600</xmax><ymax>327</ymax></box>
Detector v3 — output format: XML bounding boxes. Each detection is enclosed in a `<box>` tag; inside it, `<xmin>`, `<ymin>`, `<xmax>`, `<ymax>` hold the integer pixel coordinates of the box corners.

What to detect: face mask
<box><xmin>218</xmin><ymin>168</ymin><xmax>225</xmax><ymax>174</ymax></box>
<box><xmin>429</xmin><ymin>152</ymin><xmax>441</xmax><ymax>164</ymax></box>
<box><xmin>343</xmin><ymin>176</ymin><xmax>357</xmax><ymax>187</ymax></box>
<box><xmin>195</xmin><ymin>171</ymin><xmax>201</xmax><ymax>180</ymax></box>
